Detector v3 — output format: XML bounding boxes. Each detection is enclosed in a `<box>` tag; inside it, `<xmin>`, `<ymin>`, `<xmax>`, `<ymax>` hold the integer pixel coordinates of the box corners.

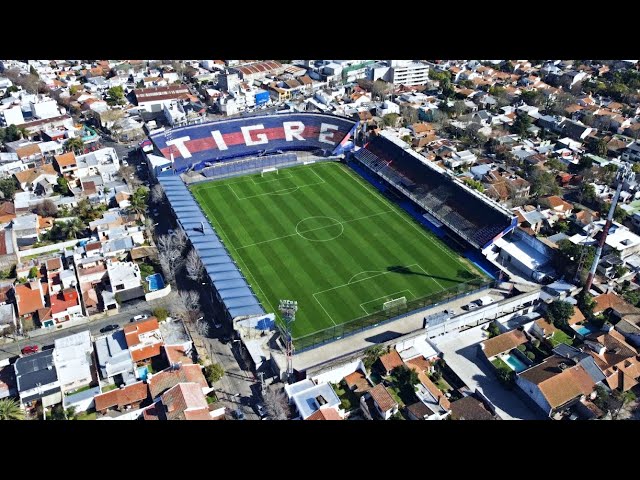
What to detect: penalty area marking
<box><xmin>359</xmin><ymin>289</ymin><xmax>416</xmax><ymax>315</ymax></box>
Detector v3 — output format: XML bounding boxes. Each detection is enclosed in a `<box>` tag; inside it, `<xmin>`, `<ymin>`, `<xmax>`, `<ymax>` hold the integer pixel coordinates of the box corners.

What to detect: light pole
<box><xmin>278</xmin><ymin>300</ymin><xmax>298</xmax><ymax>384</ymax></box>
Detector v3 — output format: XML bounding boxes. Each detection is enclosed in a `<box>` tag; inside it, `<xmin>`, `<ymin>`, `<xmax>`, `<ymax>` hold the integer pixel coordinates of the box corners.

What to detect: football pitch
<box><xmin>190</xmin><ymin>162</ymin><xmax>487</xmax><ymax>343</ymax></box>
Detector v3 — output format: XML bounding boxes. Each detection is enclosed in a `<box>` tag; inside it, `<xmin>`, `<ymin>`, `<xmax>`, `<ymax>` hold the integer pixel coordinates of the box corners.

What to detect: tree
<box><xmin>262</xmin><ymin>387</ymin><xmax>288</xmax><ymax>420</ymax></box>
<box><xmin>580</xmin><ymin>183</ymin><xmax>597</xmax><ymax>205</ymax></box>
<box><xmin>590</xmin><ymin>138</ymin><xmax>608</xmax><ymax>157</ymax></box>
<box><xmin>55</xmin><ymin>176</ymin><xmax>70</xmax><ymax>196</ymax></box>
<box><xmin>170</xmin><ymin>290</ymin><xmax>201</xmax><ymax>323</ymax></box>
<box><xmin>363</xmin><ymin>345</ymin><xmax>385</xmax><ymax>371</ymax></box>
<box><xmin>371</xmin><ymin>80</ymin><xmax>392</xmax><ymax>101</ymax></box>
<box><xmin>487</xmin><ymin>321</ymin><xmax>500</xmax><ymax>338</ymax></box>
<box><xmin>204</xmin><ymin>363</ymin><xmax>225</xmax><ymax>384</ymax></box>
<box><xmin>65</xmin><ymin>137</ymin><xmax>84</xmax><ymax>154</ymax></box>
<box><xmin>0</xmin><ymin>178</ymin><xmax>17</xmax><ymax>200</ymax></box>
<box><xmin>521</xmin><ymin>90</ymin><xmax>543</xmax><ymax>107</ymax></box>
<box><xmin>185</xmin><ymin>248</ymin><xmax>204</xmax><ymax>283</ymax></box>
<box><xmin>150</xmin><ymin>184</ymin><xmax>165</xmax><ymax>204</ymax></box>
<box><xmin>578</xmin><ymin>156</ymin><xmax>594</xmax><ymax>171</ymax></box>
<box><xmin>157</xmin><ymin>234</ymin><xmax>185</xmax><ymax>283</ymax></box>
<box><xmin>28</xmin><ymin>267</ymin><xmax>39</xmax><ymax>279</ymax></box>
<box><xmin>399</xmin><ymin>105</ymin><xmax>418</xmax><ymax>126</ymax></box>
<box><xmin>512</xmin><ymin>113</ymin><xmax>532</xmax><ymax>138</ymax></box>
<box><xmin>63</xmin><ymin>218</ymin><xmax>84</xmax><ymax>239</ymax></box>
<box><xmin>129</xmin><ymin>186</ymin><xmax>149</xmax><ymax>219</ymax></box>
<box><xmin>612</xmin><ymin>389</ymin><xmax>636</xmax><ymax>420</ymax></box>
<box><xmin>530</xmin><ymin>169</ymin><xmax>560</xmax><ymax>196</ymax></box>
<box><xmin>577</xmin><ymin>291</ymin><xmax>596</xmax><ymax>320</ymax></box>
<box><xmin>33</xmin><ymin>199</ymin><xmax>58</xmax><ymax>217</ymax></box>
<box><xmin>452</xmin><ymin>100</ymin><xmax>466</xmax><ymax>117</ymax></box>
<box><xmin>0</xmin><ymin>398</ymin><xmax>24</xmax><ymax>420</ymax></box>
<box><xmin>500</xmin><ymin>60</ymin><xmax>514</xmax><ymax>73</ymax></box>
<box><xmin>152</xmin><ymin>307</ymin><xmax>168</xmax><ymax>322</ymax></box>
<box><xmin>392</xmin><ymin>364</ymin><xmax>420</xmax><ymax>390</ymax></box>
<box><xmin>382</xmin><ymin>113</ymin><xmax>400</xmax><ymax>127</ymax></box>
<box><xmin>106</xmin><ymin>85</ymin><xmax>125</xmax><ymax>106</ymax></box>
<box><xmin>555</xmin><ymin>221</ymin><xmax>570</xmax><ymax>234</ymax></box>
<box><xmin>463</xmin><ymin>178</ymin><xmax>485</xmax><ymax>192</ymax></box>
<box><xmin>547</xmin><ymin>300</ymin><xmax>574</xmax><ymax>329</ymax></box>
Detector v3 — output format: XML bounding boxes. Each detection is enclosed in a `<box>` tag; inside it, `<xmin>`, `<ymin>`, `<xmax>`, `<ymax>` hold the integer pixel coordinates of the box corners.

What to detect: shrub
<box><xmin>152</xmin><ymin>307</ymin><xmax>168</xmax><ymax>322</ymax></box>
<box><xmin>525</xmin><ymin>351</ymin><xmax>535</xmax><ymax>361</ymax></box>
<box><xmin>517</xmin><ymin>344</ymin><xmax>526</xmax><ymax>352</ymax></box>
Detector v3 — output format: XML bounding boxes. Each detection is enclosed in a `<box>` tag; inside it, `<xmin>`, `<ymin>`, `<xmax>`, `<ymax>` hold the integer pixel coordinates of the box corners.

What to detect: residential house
<box><xmin>513</xmin><ymin>207</ymin><xmax>545</xmax><ymax>235</ymax></box>
<box><xmin>376</xmin><ymin>349</ymin><xmax>404</xmax><ymax>375</ymax></box>
<box><xmin>449</xmin><ymin>395</ymin><xmax>499</xmax><ymax>420</ymax></box>
<box><xmin>14</xmin><ymin>349</ymin><xmax>61</xmax><ymax>408</ymax></box>
<box><xmin>343</xmin><ymin>370</ymin><xmax>372</xmax><ymax>395</ymax></box>
<box><xmin>361</xmin><ymin>384</ymin><xmax>398</xmax><ymax>420</ymax></box>
<box><xmin>444</xmin><ymin>149</ymin><xmax>477</xmax><ymax>169</ymax></box>
<box><xmin>53</xmin><ymin>152</ymin><xmax>78</xmax><ymax>178</ymax></box>
<box><xmin>0</xmin><ymin>202</ymin><xmax>16</xmax><ymax>224</ymax></box>
<box><xmin>13</xmin><ymin>164</ymin><xmax>58</xmax><ymax>192</ymax></box>
<box><xmin>14</xmin><ymin>279</ymin><xmax>46</xmax><ymax>329</ymax></box>
<box><xmin>516</xmin><ymin>355</ymin><xmax>595</xmax><ymax>418</ymax></box>
<box><xmin>529</xmin><ymin>317</ymin><xmax>559</xmax><ymax>340</ymax></box>
<box><xmin>538</xmin><ymin>195</ymin><xmax>573</xmax><ymax>220</ymax></box>
<box><xmin>484</xmin><ymin>170</ymin><xmax>530</xmax><ymax>204</ymax></box>
<box><xmin>12</xmin><ymin>213</ymin><xmax>40</xmax><ymax>247</ymax></box>
<box><xmin>583</xmin><ymin>329</ymin><xmax>640</xmax><ymax>392</ymax></box>
<box><xmin>124</xmin><ymin>317</ymin><xmax>164</xmax><ymax>365</ymax></box>
<box><xmin>53</xmin><ymin>330</ymin><xmax>94</xmax><ymax>393</ymax></box>
<box><xmin>481</xmin><ymin>329</ymin><xmax>528</xmax><ymax>361</ymax></box>
<box><xmin>306</xmin><ymin>405</ymin><xmax>344</xmax><ymax>420</ymax></box>
<box><xmin>285</xmin><ymin>379</ymin><xmax>343</xmax><ymax>420</ymax></box>
<box><xmin>406</xmin><ymin>357</ymin><xmax>451</xmax><ymax>418</ymax></box>
<box><xmin>94</xmin><ymin>381</ymin><xmax>149</xmax><ymax>416</ymax></box>
<box><xmin>147</xmin><ymin>364</ymin><xmax>209</xmax><ymax>400</ymax></box>
<box><xmin>94</xmin><ymin>330</ymin><xmax>136</xmax><ymax>383</ymax></box>
<box><xmin>106</xmin><ymin>260</ymin><xmax>144</xmax><ymax>304</ymax></box>
<box><xmin>142</xmin><ymin>382</ymin><xmax>213</xmax><ymax>420</ymax></box>
<box><xmin>405</xmin><ymin>401</ymin><xmax>438</xmax><ymax>420</ymax></box>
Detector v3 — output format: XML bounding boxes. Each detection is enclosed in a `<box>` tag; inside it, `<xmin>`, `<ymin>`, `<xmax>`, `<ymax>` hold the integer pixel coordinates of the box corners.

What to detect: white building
<box><xmin>30</xmin><ymin>99</ymin><xmax>60</xmax><ymax>120</ymax></box>
<box><xmin>53</xmin><ymin>330</ymin><xmax>94</xmax><ymax>393</ymax></box>
<box><xmin>389</xmin><ymin>61</ymin><xmax>430</xmax><ymax>86</ymax></box>
<box><xmin>444</xmin><ymin>150</ymin><xmax>478</xmax><ymax>168</ymax></box>
<box><xmin>2</xmin><ymin>105</ymin><xmax>24</xmax><ymax>126</ymax></box>
<box><xmin>107</xmin><ymin>261</ymin><xmax>142</xmax><ymax>293</ymax></box>
<box><xmin>376</xmin><ymin>100</ymin><xmax>400</xmax><ymax>117</ymax></box>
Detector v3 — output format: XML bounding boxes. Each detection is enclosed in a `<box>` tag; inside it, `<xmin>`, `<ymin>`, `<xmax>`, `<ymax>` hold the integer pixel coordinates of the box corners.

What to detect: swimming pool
<box><xmin>575</xmin><ymin>323</ymin><xmax>600</xmax><ymax>336</ymax></box>
<box><xmin>146</xmin><ymin>273</ymin><xmax>165</xmax><ymax>292</ymax></box>
<box><xmin>502</xmin><ymin>353</ymin><xmax>528</xmax><ymax>373</ymax></box>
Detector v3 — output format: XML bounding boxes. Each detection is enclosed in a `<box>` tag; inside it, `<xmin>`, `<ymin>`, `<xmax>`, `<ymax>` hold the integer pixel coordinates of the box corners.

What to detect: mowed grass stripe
<box><xmin>190</xmin><ymin>162</ymin><xmax>485</xmax><ymax>338</ymax></box>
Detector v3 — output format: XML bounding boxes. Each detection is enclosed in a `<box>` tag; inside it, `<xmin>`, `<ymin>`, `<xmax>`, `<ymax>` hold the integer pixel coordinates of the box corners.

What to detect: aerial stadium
<box><xmin>150</xmin><ymin>112</ymin><xmax>516</xmax><ymax>355</ymax></box>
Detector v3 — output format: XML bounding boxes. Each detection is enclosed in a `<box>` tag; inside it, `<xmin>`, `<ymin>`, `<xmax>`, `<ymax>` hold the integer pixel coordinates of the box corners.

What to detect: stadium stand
<box><xmin>150</xmin><ymin>113</ymin><xmax>357</xmax><ymax>174</ymax></box>
<box><xmin>201</xmin><ymin>152</ymin><xmax>299</xmax><ymax>180</ymax></box>
<box><xmin>353</xmin><ymin>133</ymin><xmax>515</xmax><ymax>249</ymax></box>
<box><xmin>158</xmin><ymin>173</ymin><xmax>265</xmax><ymax>320</ymax></box>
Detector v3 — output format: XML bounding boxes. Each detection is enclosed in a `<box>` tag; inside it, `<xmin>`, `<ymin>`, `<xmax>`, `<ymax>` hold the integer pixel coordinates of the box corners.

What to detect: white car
<box><xmin>122</xmin><ymin>160</ymin><xmax>129</xmax><ymax>167</ymax></box>
<box><xmin>131</xmin><ymin>314</ymin><xmax>148</xmax><ymax>322</ymax></box>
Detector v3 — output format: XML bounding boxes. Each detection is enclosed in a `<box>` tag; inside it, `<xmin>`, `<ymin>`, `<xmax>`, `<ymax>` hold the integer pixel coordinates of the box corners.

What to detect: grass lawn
<box><xmin>76</xmin><ymin>411</ymin><xmax>97</xmax><ymax>420</ymax></box>
<box><xmin>550</xmin><ymin>330</ymin><xmax>574</xmax><ymax>347</ymax></box>
<box><xmin>332</xmin><ymin>381</ymin><xmax>359</xmax><ymax>411</ymax></box>
<box><xmin>434</xmin><ymin>377</ymin><xmax>452</xmax><ymax>393</ymax></box>
<box><xmin>191</xmin><ymin>162</ymin><xmax>485</xmax><ymax>347</ymax></box>
<box><xmin>65</xmin><ymin>384</ymin><xmax>93</xmax><ymax>396</ymax></box>
<box><xmin>101</xmin><ymin>384</ymin><xmax>118</xmax><ymax>393</ymax></box>
<box><xmin>492</xmin><ymin>357</ymin><xmax>511</xmax><ymax>373</ymax></box>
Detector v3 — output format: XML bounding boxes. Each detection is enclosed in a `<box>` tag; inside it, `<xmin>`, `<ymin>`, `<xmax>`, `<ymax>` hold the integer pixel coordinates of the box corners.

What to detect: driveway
<box><xmin>432</xmin><ymin>326</ymin><xmax>542</xmax><ymax>420</ymax></box>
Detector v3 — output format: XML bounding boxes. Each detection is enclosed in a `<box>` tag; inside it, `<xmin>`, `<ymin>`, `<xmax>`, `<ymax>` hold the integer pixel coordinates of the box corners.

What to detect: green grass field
<box><xmin>190</xmin><ymin>162</ymin><xmax>486</xmax><ymax>341</ymax></box>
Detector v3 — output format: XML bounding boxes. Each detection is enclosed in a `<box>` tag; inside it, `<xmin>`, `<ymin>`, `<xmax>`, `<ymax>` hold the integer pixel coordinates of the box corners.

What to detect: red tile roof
<box><xmin>148</xmin><ymin>364</ymin><xmax>207</xmax><ymax>399</ymax></box>
<box><xmin>481</xmin><ymin>330</ymin><xmax>528</xmax><ymax>358</ymax></box>
<box><xmin>14</xmin><ymin>282</ymin><xmax>45</xmax><ymax>316</ymax></box>
<box><xmin>164</xmin><ymin>345</ymin><xmax>194</xmax><ymax>365</ymax></box>
<box><xmin>49</xmin><ymin>288</ymin><xmax>79</xmax><ymax>315</ymax></box>
<box><xmin>124</xmin><ymin>317</ymin><xmax>159</xmax><ymax>348</ymax></box>
<box><xmin>54</xmin><ymin>152</ymin><xmax>77</xmax><ymax>168</ymax></box>
<box><xmin>306</xmin><ymin>406</ymin><xmax>343</xmax><ymax>420</ymax></box>
<box><xmin>94</xmin><ymin>381</ymin><xmax>149</xmax><ymax>411</ymax></box>
<box><xmin>161</xmin><ymin>382</ymin><xmax>210</xmax><ymax>421</ymax></box>
<box><xmin>378</xmin><ymin>349</ymin><xmax>404</xmax><ymax>373</ymax></box>
<box><xmin>369</xmin><ymin>384</ymin><xmax>397</xmax><ymax>413</ymax></box>
<box><xmin>130</xmin><ymin>343</ymin><xmax>162</xmax><ymax>363</ymax></box>
<box><xmin>343</xmin><ymin>370</ymin><xmax>371</xmax><ymax>393</ymax></box>
<box><xmin>45</xmin><ymin>257</ymin><xmax>62</xmax><ymax>271</ymax></box>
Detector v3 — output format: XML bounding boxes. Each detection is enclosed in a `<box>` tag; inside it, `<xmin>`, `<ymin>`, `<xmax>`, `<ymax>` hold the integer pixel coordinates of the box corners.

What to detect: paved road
<box><xmin>0</xmin><ymin>300</ymin><xmax>162</xmax><ymax>360</ymax></box>
<box><xmin>432</xmin><ymin>326</ymin><xmax>542</xmax><ymax>420</ymax></box>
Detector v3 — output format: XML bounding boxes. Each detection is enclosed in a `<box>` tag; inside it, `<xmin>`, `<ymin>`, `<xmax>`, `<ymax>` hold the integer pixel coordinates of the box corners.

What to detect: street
<box><xmin>0</xmin><ymin>299</ymin><xmax>164</xmax><ymax>360</ymax></box>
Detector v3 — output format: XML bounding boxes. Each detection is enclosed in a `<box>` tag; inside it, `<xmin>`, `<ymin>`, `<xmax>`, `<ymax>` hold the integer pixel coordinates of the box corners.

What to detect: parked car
<box><xmin>231</xmin><ymin>409</ymin><xmax>245</xmax><ymax>420</ymax></box>
<box><xmin>131</xmin><ymin>314</ymin><xmax>148</xmax><ymax>322</ymax></box>
<box><xmin>21</xmin><ymin>345</ymin><xmax>39</xmax><ymax>355</ymax></box>
<box><xmin>100</xmin><ymin>324</ymin><xmax>119</xmax><ymax>333</ymax></box>
<box><xmin>255</xmin><ymin>404</ymin><xmax>267</xmax><ymax>418</ymax></box>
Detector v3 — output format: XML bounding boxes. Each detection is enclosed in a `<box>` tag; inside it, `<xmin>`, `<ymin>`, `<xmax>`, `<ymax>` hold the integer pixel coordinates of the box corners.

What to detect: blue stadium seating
<box><xmin>354</xmin><ymin>136</ymin><xmax>514</xmax><ymax>248</ymax></box>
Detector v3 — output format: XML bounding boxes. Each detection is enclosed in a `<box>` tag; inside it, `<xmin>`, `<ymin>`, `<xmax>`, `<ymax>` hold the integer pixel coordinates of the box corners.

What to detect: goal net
<box><xmin>383</xmin><ymin>296</ymin><xmax>407</xmax><ymax>312</ymax></box>
<box><xmin>261</xmin><ymin>167</ymin><xmax>279</xmax><ymax>177</ymax></box>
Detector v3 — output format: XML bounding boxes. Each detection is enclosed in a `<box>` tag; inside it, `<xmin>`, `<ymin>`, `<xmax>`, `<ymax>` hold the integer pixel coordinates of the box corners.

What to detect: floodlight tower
<box><xmin>584</xmin><ymin>164</ymin><xmax>635</xmax><ymax>292</ymax></box>
<box><xmin>278</xmin><ymin>299</ymin><xmax>298</xmax><ymax>384</ymax></box>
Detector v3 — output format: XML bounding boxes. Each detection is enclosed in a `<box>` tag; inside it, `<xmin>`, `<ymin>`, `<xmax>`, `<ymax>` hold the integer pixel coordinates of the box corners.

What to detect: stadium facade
<box><xmin>152</xmin><ymin>112</ymin><xmax>516</xmax><ymax>344</ymax></box>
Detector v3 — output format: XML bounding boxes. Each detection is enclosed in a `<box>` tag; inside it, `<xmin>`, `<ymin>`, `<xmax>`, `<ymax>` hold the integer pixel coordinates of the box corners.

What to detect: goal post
<box><xmin>261</xmin><ymin>167</ymin><xmax>278</xmax><ymax>177</ymax></box>
<box><xmin>383</xmin><ymin>296</ymin><xmax>407</xmax><ymax>313</ymax></box>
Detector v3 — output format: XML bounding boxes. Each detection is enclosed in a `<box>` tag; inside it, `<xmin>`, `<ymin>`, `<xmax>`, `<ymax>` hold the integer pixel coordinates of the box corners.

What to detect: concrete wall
<box><xmin>145</xmin><ymin>284</ymin><xmax>171</xmax><ymax>301</ymax></box>
<box><xmin>309</xmin><ymin>359</ymin><xmax>365</xmax><ymax>385</ymax></box>
<box><xmin>16</xmin><ymin>239</ymin><xmax>79</xmax><ymax>260</ymax></box>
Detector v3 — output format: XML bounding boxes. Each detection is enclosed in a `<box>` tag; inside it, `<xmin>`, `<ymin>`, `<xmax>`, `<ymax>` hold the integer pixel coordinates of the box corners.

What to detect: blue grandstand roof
<box><xmin>158</xmin><ymin>174</ymin><xmax>266</xmax><ymax>319</ymax></box>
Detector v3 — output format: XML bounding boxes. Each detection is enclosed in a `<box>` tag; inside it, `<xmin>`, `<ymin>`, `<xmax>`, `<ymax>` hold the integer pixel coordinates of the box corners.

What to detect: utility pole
<box><xmin>584</xmin><ymin>165</ymin><xmax>634</xmax><ymax>292</ymax></box>
<box><xmin>278</xmin><ymin>299</ymin><xmax>298</xmax><ymax>384</ymax></box>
